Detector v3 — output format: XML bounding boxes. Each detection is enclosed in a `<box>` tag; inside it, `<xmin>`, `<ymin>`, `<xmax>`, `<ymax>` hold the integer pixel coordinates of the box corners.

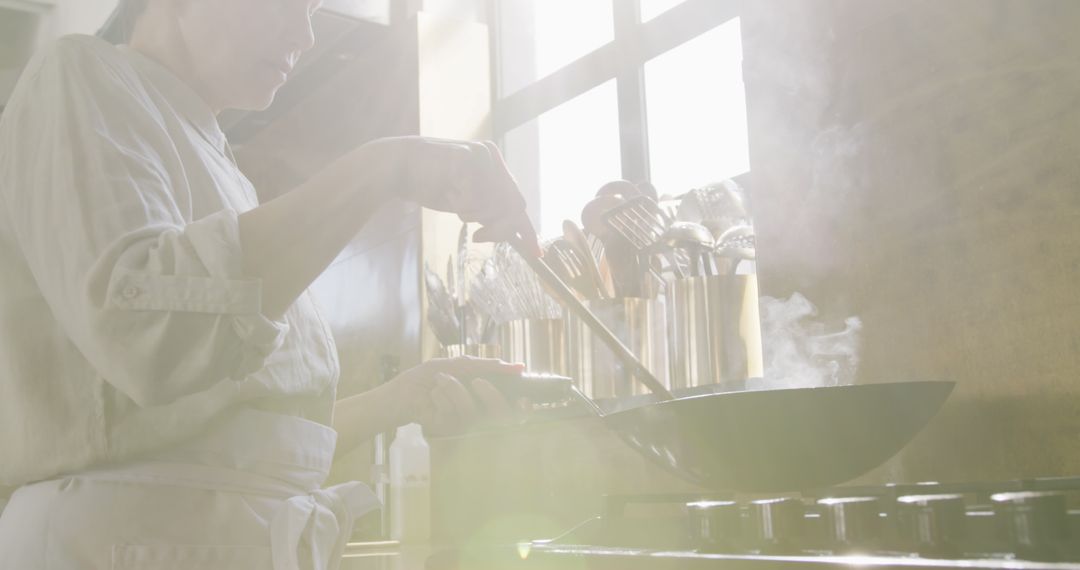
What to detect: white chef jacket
<box><xmin>0</xmin><ymin>34</ymin><xmax>341</xmax><ymax>488</ymax></box>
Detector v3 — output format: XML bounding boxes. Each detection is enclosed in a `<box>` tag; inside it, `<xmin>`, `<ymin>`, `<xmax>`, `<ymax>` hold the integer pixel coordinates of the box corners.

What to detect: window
<box><xmin>494</xmin><ymin>0</ymin><xmax>747</xmax><ymax>237</ymax></box>
<box><xmin>506</xmin><ymin>81</ymin><xmax>622</xmax><ymax>237</ymax></box>
<box><xmin>639</xmin><ymin>0</ymin><xmax>688</xmax><ymax>22</ymax></box>
<box><xmin>497</xmin><ymin>0</ymin><xmax>615</xmax><ymax>97</ymax></box>
<box><xmin>321</xmin><ymin>0</ymin><xmax>391</xmax><ymax>24</ymax></box>
<box><xmin>644</xmin><ymin>17</ymin><xmax>748</xmax><ymax>196</ymax></box>
<box><xmin>533</xmin><ymin>0</ymin><xmax>615</xmax><ymax>83</ymax></box>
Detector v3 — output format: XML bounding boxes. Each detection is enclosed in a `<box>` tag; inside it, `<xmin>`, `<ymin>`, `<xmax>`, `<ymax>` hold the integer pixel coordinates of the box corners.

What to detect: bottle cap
<box><xmin>395</xmin><ymin>422</ymin><xmax>424</xmax><ymax>439</ymax></box>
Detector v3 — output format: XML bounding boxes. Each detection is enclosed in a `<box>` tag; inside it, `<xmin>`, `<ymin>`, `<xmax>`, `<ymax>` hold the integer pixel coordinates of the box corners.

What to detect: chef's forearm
<box><xmin>237</xmin><ymin>141</ymin><xmax>393</xmax><ymax>319</ymax></box>
<box><xmin>332</xmin><ymin>382</ymin><xmax>403</xmax><ymax>458</ymax></box>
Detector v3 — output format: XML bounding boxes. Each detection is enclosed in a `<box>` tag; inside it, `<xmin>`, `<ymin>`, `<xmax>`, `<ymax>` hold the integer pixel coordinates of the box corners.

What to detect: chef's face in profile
<box><xmin>171</xmin><ymin>0</ymin><xmax>320</xmax><ymax>111</ymax></box>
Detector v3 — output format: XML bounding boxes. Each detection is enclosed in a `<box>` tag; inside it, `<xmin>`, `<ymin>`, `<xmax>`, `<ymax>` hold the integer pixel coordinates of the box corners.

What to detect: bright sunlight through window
<box><xmin>533</xmin><ymin>0</ymin><xmax>614</xmax><ymax>80</ymax></box>
<box><xmin>535</xmin><ymin>80</ymin><xmax>622</xmax><ymax>238</ymax></box>
<box><xmin>644</xmin><ymin>17</ymin><xmax>749</xmax><ymax>197</ymax></box>
<box><xmin>639</xmin><ymin>0</ymin><xmax>688</xmax><ymax>22</ymax></box>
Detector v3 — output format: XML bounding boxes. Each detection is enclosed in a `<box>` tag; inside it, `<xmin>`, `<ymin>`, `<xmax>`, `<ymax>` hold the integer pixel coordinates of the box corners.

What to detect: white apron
<box><xmin>0</xmin><ymin>409</ymin><xmax>379</xmax><ymax>570</ymax></box>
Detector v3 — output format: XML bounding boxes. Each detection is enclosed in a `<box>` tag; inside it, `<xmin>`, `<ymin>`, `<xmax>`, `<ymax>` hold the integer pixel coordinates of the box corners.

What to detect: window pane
<box><xmin>640</xmin><ymin>0</ymin><xmax>688</xmax><ymax>22</ymax></box>
<box><xmin>506</xmin><ymin>80</ymin><xmax>622</xmax><ymax>238</ymax></box>
<box><xmin>535</xmin><ymin>0</ymin><xmax>613</xmax><ymax>78</ymax></box>
<box><xmin>645</xmin><ymin>17</ymin><xmax>749</xmax><ymax>196</ymax></box>
<box><xmin>498</xmin><ymin>0</ymin><xmax>614</xmax><ymax>96</ymax></box>
<box><xmin>321</xmin><ymin>0</ymin><xmax>390</xmax><ymax>24</ymax></box>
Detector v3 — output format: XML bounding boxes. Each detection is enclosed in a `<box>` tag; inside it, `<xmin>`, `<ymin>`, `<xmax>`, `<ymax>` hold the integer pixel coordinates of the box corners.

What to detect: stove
<box><xmin>428</xmin><ymin>477</ymin><xmax>1080</xmax><ymax>569</ymax></box>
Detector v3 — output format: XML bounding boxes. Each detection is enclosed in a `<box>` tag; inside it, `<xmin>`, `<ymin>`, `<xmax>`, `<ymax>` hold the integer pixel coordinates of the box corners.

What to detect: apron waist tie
<box><xmin>272</xmin><ymin>480</ymin><xmax>379</xmax><ymax>570</ymax></box>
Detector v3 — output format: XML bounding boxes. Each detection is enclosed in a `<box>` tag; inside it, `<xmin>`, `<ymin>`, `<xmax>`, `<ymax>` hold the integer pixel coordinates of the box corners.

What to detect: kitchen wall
<box><xmin>0</xmin><ymin>0</ymin><xmax>116</xmax><ymax>104</ymax></box>
<box><xmin>0</xmin><ymin>8</ymin><xmax>38</xmax><ymax>100</ymax></box>
<box><xmin>743</xmin><ymin>0</ymin><xmax>1080</xmax><ymax>483</ymax></box>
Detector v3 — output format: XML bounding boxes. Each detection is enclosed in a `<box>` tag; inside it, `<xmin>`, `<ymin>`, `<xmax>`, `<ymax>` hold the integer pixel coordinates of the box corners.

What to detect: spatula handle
<box><xmin>508</xmin><ymin>235</ymin><xmax>672</xmax><ymax>399</ymax></box>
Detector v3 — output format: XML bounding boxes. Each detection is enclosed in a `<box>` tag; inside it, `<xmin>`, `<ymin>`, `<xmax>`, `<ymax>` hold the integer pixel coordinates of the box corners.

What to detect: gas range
<box><xmin>429</xmin><ymin>477</ymin><xmax>1080</xmax><ymax>569</ymax></box>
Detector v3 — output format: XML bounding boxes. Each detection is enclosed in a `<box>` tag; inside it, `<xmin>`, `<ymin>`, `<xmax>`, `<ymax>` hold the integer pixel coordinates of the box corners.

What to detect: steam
<box><xmin>751</xmin><ymin>293</ymin><xmax>862</xmax><ymax>389</ymax></box>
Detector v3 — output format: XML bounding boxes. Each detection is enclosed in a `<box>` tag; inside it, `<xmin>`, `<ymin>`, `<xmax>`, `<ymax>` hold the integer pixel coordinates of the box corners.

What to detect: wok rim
<box><xmin>606</xmin><ymin>379</ymin><xmax>956</xmax><ymax>418</ymax></box>
<box><xmin>600</xmin><ymin>379</ymin><xmax>957</xmax><ymax>491</ymax></box>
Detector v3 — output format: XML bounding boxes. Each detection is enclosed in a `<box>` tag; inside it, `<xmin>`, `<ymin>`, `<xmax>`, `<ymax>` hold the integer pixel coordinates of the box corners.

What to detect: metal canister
<box><xmin>567</xmin><ymin>297</ymin><xmax>670</xmax><ymax>399</ymax></box>
<box><xmin>667</xmin><ymin>274</ymin><xmax>763</xmax><ymax>389</ymax></box>
<box><xmin>439</xmin><ymin>344</ymin><xmax>501</xmax><ymax>359</ymax></box>
<box><xmin>667</xmin><ymin>276</ymin><xmax>713</xmax><ymax>391</ymax></box>
<box><xmin>705</xmin><ymin>273</ymin><xmax>764</xmax><ymax>384</ymax></box>
<box><xmin>497</xmin><ymin>318</ymin><xmax>568</xmax><ymax>376</ymax></box>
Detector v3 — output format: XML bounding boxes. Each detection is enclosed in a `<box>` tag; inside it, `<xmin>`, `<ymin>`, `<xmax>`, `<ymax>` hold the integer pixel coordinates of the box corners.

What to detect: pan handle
<box><xmin>508</xmin><ymin>235</ymin><xmax>673</xmax><ymax>399</ymax></box>
<box><xmin>478</xmin><ymin>372</ymin><xmax>574</xmax><ymax>403</ymax></box>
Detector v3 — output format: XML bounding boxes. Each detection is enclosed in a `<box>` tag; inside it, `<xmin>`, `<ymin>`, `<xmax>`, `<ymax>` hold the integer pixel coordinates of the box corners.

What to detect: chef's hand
<box><xmin>370</xmin><ymin>136</ymin><xmax>542</xmax><ymax>257</ymax></box>
<box><xmin>384</xmin><ymin>356</ymin><xmax>524</xmax><ymax>436</ymax></box>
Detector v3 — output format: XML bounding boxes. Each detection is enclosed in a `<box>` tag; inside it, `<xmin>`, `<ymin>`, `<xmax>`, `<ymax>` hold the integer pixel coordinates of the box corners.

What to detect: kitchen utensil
<box><xmin>468</xmin><ymin>259</ymin><xmax>515</xmax><ymax>326</ymax></box>
<box><xmin>489</xmin><ymin>373</ymin><xmax>955</xmax><ymax>492</ymax></box>
<box><xmin>545</xmin><ymin>239</ymin><xmax>598</xmax><ymax>301</ymax></box>
<box><xmin>678</xmin><ymin>181</ymin><xmax>750</xmax><ymax>239</ymax></box>
<box><xmin>657</xmin><ymin>221</ymin><xmax>715</xmax><ymax>277</ymax></box>
<box><xmin>602</xmin><ymin>195</ymin><xmax>687</xmax><ymax>281</ymax></box>
<box><xmin>567</xmin><ymin>297</ymin><xmax>670</xmax><ymax>399</ymax></box>
<box><xmin>704</xmin><ymin>273</ymin><xmax>764</xmax><ymax>382</ymax></box>
<box><xmin>601</xmin><ymin>380</ymin><xmax>954</xmax><ymax>491</ymax></box>
<box><xmin>498</xmin><ymin>318</ymin><xmax>569</xmax><ymax>376</ymax></box>
<box><xmin>424</xmin><ymin>263</ymin><xmax>461</xmax><ymax>345</ymax></box>
<box><xmin>668</xmin><ymin>273</ymin><xmax>764</xmax><ymax>390</ymax></box>
<box><xmin>586</xmin><ymin>234</ymin><xmax>617</xmax><ymax>299</ymax></box>
<box><xmin>456</xmin><ymin>223</ymin><xmax>470</xmax><ymax>344</ymax></box>
<box><xmin>714</xmin><ymin>224</ymin><xmax>756</xmax><ymax>275</ymax></box>
<box><xmin>440</xmin><ymin>343</ymin><xmax>501</xmax><ymax>359</ymax></box>
<box><xmin>507</xmin><ymin>235</ymin><xmax>671</xmax><ymax>398</ymax></box>
<box><xmin>666</xmin><ymin>276</ymin><xmax>712</xmax><ymax>391</ymax></box>
<box><xmin>478</xmin><ymin>371</ymin><xmax>579</xmax><ymax>404</ymax></box>
<box><xmin>491</xmin><ymin>243</ymin><xmax>563</xmax><ymax>321</ymax></box>
<box><xmin>580</xmin><ymin>193</ymin><xmax>628</xmax><ymax>241</ymax></box>
<box><xmin>595</xmin><ymin>179</ymin><xmax>641</xmax><ymax>199</ymax></box>
<box><xmin>581</xmin><ymin>193</ymin><xmax>653</xmax><ymax>297</ymax></box>
<box><xmin>635</xmin><ymin>180</ymin><xmax>659</xmax><ymax>202</ymax></box>
<box><xmin>601</xmin><ymin>195</ymin><xmax>673</xmax><ymax>252</ymax></box>
<box><xmin>562</xmin><ymin>220</ymin><xmax>612</xmax><ymax>299</ymax></box>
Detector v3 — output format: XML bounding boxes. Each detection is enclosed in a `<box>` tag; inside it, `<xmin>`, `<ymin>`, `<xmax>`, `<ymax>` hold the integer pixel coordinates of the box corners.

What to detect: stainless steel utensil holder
<box><xmin>567</xmin><ymin>297</ymin><xmax>670</xmax><ymax>399</ymax></box>
<box><xmin>440</xmin><ymin>343</ymin><xmax>502</xmax><ymax>359</ymax></box>
<box><xmin>497</xmin><ymin>319</ymin><xmax>569</xmax><ymax>376</ymax></box>
<box><xmin>667</xmin><ymin>274</ymin><xmax>764</xmax><ymax>389</ymax></box>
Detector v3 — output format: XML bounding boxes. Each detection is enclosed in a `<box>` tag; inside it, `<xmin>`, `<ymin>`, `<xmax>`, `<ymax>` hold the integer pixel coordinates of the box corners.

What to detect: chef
<box><xmin>0</xmin><ymin>0</ymin><xmax>540</xmax><ymax>568</ymax></box>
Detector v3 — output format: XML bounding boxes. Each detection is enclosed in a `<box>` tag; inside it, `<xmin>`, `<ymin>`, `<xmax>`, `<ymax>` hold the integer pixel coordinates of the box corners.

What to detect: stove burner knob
<box><xmin>818</xmin><ymin>496</ymin><xmax>883</xmax><ymax>551</ymax></box>
<box><xmin>748</xmin><ymin>498</ymin><xmax>804</xmax><ymax>553</ymax></box>
<box><xmin>686</xmin><ymin>500</ymin><xmax>743</xmax><ymax>552</ymax></box>
<box><xmin>991</xmin><ymin>491</ymin><xmax>1069</xmax><ymax>560</ymax></box>
<box><xmin>896</xmin><ymin>493</ymin><xmax>966</xmax><ymax>557</ymax></box>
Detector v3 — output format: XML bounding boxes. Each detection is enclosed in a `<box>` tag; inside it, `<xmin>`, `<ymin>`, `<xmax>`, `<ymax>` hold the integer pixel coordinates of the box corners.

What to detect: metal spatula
<box><xmin>508</xmin><ymin>234</ymin><xmax>671</xmax><ymax>398</ymax></box>
<box><xmin>602</xmin><ymin>195</ymin><xmax>686</xmax><ymax>280</ymax></box>
<box><xmin>601</xmin><ymin>195</ymin><xmax>672</xmax><ymax>251</ymax></box>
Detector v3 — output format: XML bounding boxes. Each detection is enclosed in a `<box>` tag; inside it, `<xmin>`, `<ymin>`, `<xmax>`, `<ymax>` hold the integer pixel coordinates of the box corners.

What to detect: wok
<box><xmin>597</xmin><ymin>380</ymin><xmax>954</xmax><ymax>492</ymax></box>
<box><xmin>494</xmin><ymin>376</ymin><xmax>954</xmax><ymax>492</ymax></box>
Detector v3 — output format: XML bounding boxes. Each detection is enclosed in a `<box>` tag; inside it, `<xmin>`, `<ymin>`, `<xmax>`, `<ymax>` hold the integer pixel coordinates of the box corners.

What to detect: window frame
<box><xmin>488</xmin><ymin>0</ymin><xmax>742</xmax><ymax>224</ymax></box>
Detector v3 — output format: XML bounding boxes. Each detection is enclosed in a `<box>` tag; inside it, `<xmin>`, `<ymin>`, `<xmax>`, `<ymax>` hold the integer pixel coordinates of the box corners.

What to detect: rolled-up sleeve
<box><xmin>0</xmin><ymin>37</ymin><xmax>287</xmax><ymax>407</ymax></box>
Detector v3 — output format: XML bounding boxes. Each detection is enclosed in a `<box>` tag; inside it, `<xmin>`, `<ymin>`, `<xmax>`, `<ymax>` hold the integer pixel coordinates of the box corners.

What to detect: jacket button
<box><xmin>121</xmin><ymin>286</ymin><xmax>141</xmax><ymax>300</ymax></box>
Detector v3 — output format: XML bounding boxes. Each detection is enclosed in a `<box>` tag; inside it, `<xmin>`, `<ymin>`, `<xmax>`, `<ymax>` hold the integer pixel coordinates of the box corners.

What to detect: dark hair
<box><xmin>96</xmin><ymin>0</ymin><xmax>150</xmax><ymax>44</ymax></box>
